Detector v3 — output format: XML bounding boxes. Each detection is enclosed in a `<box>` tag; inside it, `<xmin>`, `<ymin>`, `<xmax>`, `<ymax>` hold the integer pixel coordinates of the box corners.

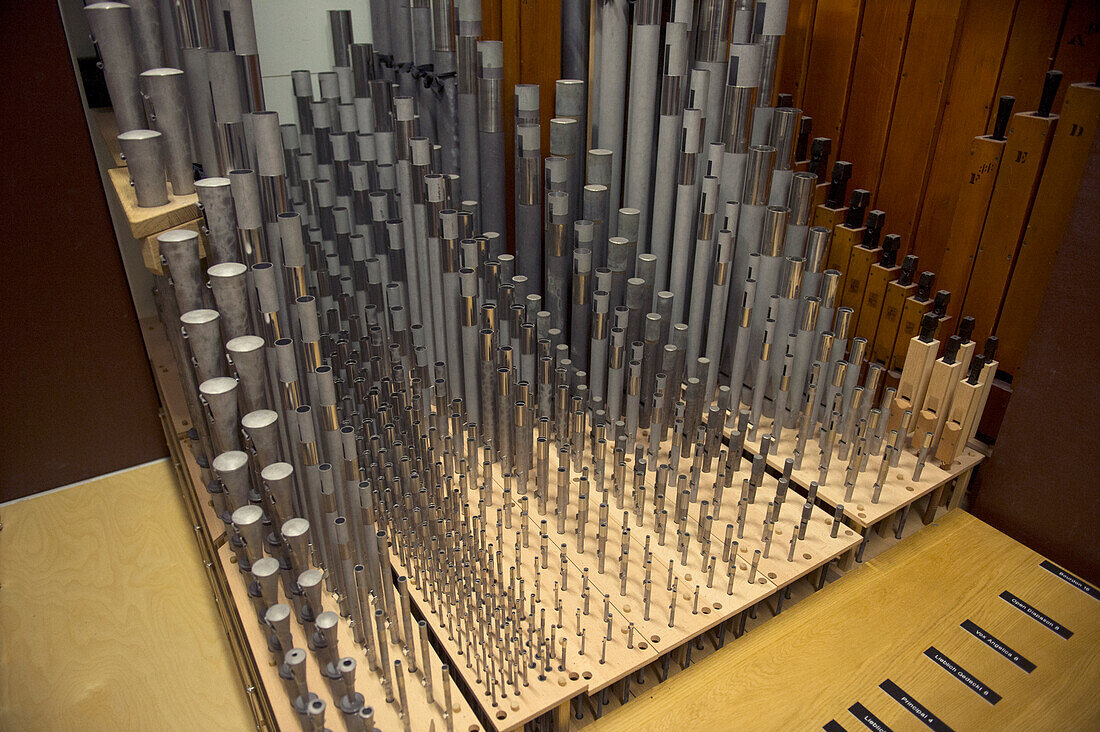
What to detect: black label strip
<box><xmin>824</xmin><ymin>721</ymin><xmax>849</xmax><ymax>732</ymax></box>
<box><xmin>849</xmin><ymin>702</ymin><xmax>893</xmax><ymax>732</ymax></box>
<box><xmin>879</xmin><ymin>679</ymin><xmax>954</xmax><ymax>732</ymax></box>
<box><xmin>1000</xmin><ymin>590</ymin><xmax>1073</xmax><ymax>639</ymax></box>
<box><xmin>1040</xmin><ymin>560</ymin><xmax>1099</xmax><ymax>601</ymax></box>
<box><xmin>960</xmin><ymin>619</ymin><xmax>1036</xmax><ymax>672</ymax></box>
<box><xmin>924</xmin><ymin>646</ymin><xmax>1002</xmax><ymax>705</ymax></box>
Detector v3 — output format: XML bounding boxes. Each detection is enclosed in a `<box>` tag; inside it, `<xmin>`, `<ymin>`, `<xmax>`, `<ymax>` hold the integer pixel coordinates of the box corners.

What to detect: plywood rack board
<box><xmin>733</xmin><ymin>410</ymin><xmax>985</xmax><ymax>531</ymax></box>
<box><xmin>145</xmin><ymin>314</ymin><xmax>482</xmax><ymax>731</ymax></box>
<box><xmin>142</xmin><ymin>315</ymin><xmax>867</xmax><ymax>731</ymax></box>
<box><xmin>588</xmin><ymin>510</ymin><xmax>1100</xmax><ymax>730</ymax></box>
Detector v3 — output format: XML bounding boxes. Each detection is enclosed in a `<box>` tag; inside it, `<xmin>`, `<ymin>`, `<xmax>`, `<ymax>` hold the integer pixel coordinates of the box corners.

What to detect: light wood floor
<box><xmin>0</xmin><ymin>460</ymin><xmax>255</xmax><ymax>730</ymax></box>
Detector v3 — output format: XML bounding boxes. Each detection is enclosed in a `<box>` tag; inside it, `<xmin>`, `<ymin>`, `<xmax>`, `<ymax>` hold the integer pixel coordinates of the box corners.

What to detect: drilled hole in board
<box><xmin>702</xmin><ymin>606</ymin><xmax>711</xmax><ymax>614</ymax></box>
<box><xmin>858</xmin><ymin>512</ymin><xmax>867</xmax><ymax>519</ymax></box>
<box><xmin>906</xmin><ymin>485</ymin><xmax>916</xmax><ymax>492</ymax></box>
<box><xmin>639</xmin><ymin>641</ymin><xmax>649</xmax><ymax>650</ymax></box>
<box><xmin>844</xmin><ymin>529</ymin><xmax>854</xmax><ymax>536</ymax></box>
<box><xmin>767</xmin><ymin>572</ymin><xmax>777</xmax><ymax>579</ymax></box>
<box><xmin>803</xmin><ymin>553</ymin><xmax>812</xmax><ymax>560</ymax></box>
<box><xmin>650</xmin><ymin>634</ymin><xmax>661</xmax><ymax>643</ymax></box>
<box><xmin>570</xmin><ymin>672</ymin><xmax>579</xmax><ymax>681</ymax></box>
<box><xmin>582</xmin><ymin>671</ymin><xmax>593</xmax><ymax>680</ymax></box>
<box><xmin>496</xmin><ymin>711</ymin><xmax>507</xmax><ymax>720</ymax></box>
<box><xmin>757</xmin><ymin>577</ymin><xmax>768</xmax><ymax>584</ymax></box>
<box><xmin>469</xmin><ymin>727</ymin><xmax>479</xmax><ymax>732</ymax></box>
<box><xmin>713</xmin><ymin>601</ymin><xmax>723</xmax><ymax>610</ymax></box>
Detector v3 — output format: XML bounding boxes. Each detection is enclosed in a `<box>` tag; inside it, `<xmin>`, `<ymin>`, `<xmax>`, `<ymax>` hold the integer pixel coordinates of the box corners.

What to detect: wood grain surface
<box><xmin>588</xmin><ymin>511</ymin><xmax>1100</xmax><ymax>731</ymax></box>
<box><xmin>0</xmin><ymin>461</ymin><xmax>254</xmax><ymax>730</ymax></box>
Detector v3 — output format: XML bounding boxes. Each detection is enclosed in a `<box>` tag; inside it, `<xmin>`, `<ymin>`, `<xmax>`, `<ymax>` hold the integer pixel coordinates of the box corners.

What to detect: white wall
<box><xmin>253</xmin><ymin>1</ymin><xmax>374</xmax><ymax>127</ymax></box>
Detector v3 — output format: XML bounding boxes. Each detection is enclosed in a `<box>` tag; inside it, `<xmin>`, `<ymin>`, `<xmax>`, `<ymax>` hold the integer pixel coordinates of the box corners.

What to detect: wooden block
<box><xmin>935</xmin><ymin>378</ymin><xmax>981</xmax><ymax>467</ymax></box>
<box><xmin>837</xmin><ymin>0</ymin><xmax>917</xmax><ymax>194</ymax></box>
<box><xmin>995</xmin><ymin>83</ymin><xmax>1100</xmax><ymax>376</ymax></box>
<box><xmin>968</xmin><ymin>357</ymin><xmax>999</xmax><ymax>442</ymax></box>
<box><xmin>910</xmin><ymin>0</ymin><xmax>1017</xmax><ymax>274</ymax></box>
<box><xmin>825</xmin><ymin>222</ymin><xmax>862</xmax><ymax>293</ymax></box>
<box><xmin>871</xmin><ymin>278</ymin><xmax>916</xmax><ymax>366</ymax></box>
<box><xmin>962</xmin><ymin>112</ymin><xmax>1057</xmax><ymax>347</ymax></box>
<box><xmin>141</xmin><ymin>218</ymin><xmax>208</xmax><ymax>275</ymax></box>
<box><xmin>913</xmin><ymin>357</ymin><xmax>963</xmax><ymax>447</ymax></box>
<box><xmin>840</xmin><ymin>243</ymin><xmax>879</xmax><ymax>319</ymax></box>
<box><xmin>800</xmin><ymin>0</ymin><xmax>865</xmax><ymax>172</ymax></box>
<box><xmin>854</xmin><ymin>260</ymin><xmax>899</xmax><ymax>349</ymax></box>
<box><xmin>936</xmin><ymin>135</ymin><xmax>1005</xmax><ymax>325</ymax></box>
<box><xmin>107</xmin><ymin>166</ymin><xmax>201</xmax><ymax>240</ymax></box>
<box><xmin>812</xmin><ymin>203</ymin><xmax>847</xmax><ymax>230</ymax></box>
<box><xmin>775</xmin><ymin>0</ymin><xmax>819</xmax><ymax>107</ymax></box>
<box><xmin>890</xmin><ymin>294</ymin><xmax>932</xmax><ymax>372</ymax></box>
<box><xmin>986</xmin><ymin>0</ymin><xmax>1068</xmax><ymax>132</ymax></box>
<box><xmin>873</xmin><ymin>0</ymin><xmax>967</xmax><ymax>243</ymax></box>
<box><xmin>889</xmin><ymin>335</ymin><xmax>940</xmax><ymax>437</ymax></box>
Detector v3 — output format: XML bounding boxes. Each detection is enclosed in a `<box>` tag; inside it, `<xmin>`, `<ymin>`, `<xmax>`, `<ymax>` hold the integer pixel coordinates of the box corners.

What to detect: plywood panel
<box><xmin>985</xmin><ymin>0</ymin><xmax>1067</xmax><ymax>131</ymax></box>
<box><xmin>0</xmin><ymin>462</ymin><xmax>255</xmax><ymax>730</ymax></box>
<box><xmin>837</xmin><ymin>0</ymin><xmax>915</xmax><ymax>194</ymax></box>
<box><xmin>873</xmin><ymin>0</ymin><xmax>967</xmax><ymax>247</ymax></box>
<box><xmin>800</xmin><ymin>0</ymin><xmax>864</xmax><ymax>169</ymax></box>
<box><xmin>909</xmin><ymin>0</ymin><xmax>1017</xmax><ymax>275</ymax></box>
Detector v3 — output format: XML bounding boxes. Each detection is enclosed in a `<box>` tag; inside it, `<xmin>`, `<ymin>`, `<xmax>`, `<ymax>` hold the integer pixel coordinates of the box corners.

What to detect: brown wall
<box><xmin>0</xmin><ymin>4</ymin><xmax>167</xmax><ymax>500</ymax></box>
<box><xmin>970</xmin><ymin>131</ymin><xmax>1100</xmax><ymax>586</ymax></box>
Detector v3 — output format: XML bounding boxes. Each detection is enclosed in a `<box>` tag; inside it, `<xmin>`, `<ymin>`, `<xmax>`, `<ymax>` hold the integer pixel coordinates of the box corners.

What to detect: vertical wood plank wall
<box><xmin>775</xmin><ymin>0</ymin><xmax>1098</xmax><ymax>385</ymax></box>
<box><xmin>493</xmin><ymin>0</ymin><xmax>1095</xmax><ymax>410</ymax></box>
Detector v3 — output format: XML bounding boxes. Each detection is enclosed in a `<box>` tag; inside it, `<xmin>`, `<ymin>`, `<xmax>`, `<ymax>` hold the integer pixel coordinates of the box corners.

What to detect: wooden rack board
<box><xmin>145</xmin><ymin>316</ymin><xmax>482</xmax><ymax>731</ymax></box>
<box><xmin>390</xmin><ymin>434</ymin><xmax>861</xmax><ymax>731</ymax></box>
<box><xmin>107</xmin><ymin>165</ymin><xmax>200</xmax><ymax>239</ymax></box>
<box><xmin>734</xmin><ymin>410</ymin><xmax>984</xmax><ymax>530</ymax></box>
<box><xmin>220</xmin><ymin>541</ymin><xmax>481</xmax><ymax>732</ymax></box>
<box><xmin>587</xmin><ymin>510</ymin><xmax>1100</xmax><ymax>731</ymax></box>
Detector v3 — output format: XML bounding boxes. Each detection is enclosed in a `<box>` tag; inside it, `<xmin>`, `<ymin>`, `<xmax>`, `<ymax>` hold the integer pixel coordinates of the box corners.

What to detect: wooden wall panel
<box><xmin>962</xmin><ymin>113</ymin><xmax>1056</xmax><ymax>347</ymax></box>
<box><xmin>836</xmin><ymin>0</ymin><xmax>915</xmax><ymax>196</ymax></box>
<box><xmin>776</xmin><ymin>0</ymin><xmax>819</xmax><ymax>108</ymax></box>
<box><xmin>873</xmin><ymin>0</ymin><xmax>966</xmax><ymax>248</ymax></box>
<box><xmin>910</xmin><ymin>0</ymin><xmax>1018</xmax><ymax>276</ymax></box>
<box><xmin>969</xmin><ymin>132</ymin><xmax>1100</xmax><ymax>583</ymax></box>
<box><xmin>985</xmin><ymin>0</ymin><xmax>1067</xmax><ymax>129</ymax></box>
<box><xmin>799</xmin><ymin>0</ymin><xmax>864</xmax><ymax>169</ymax></box>
<box><xmin>994</xmin><ymin>84</ymin><xmax>1100</xmax><ymax>376</ymax></box>
<box><xmin>1050</xmin><ymin>0</ymin><xmax>1100</xmax><ymax>111</ymax></box>
<box><xmin>0</xmin><ymin>3</ymin><xmax>167</xmax><ymax>498</ymax></box>
<box><xmin>519</xmin><ymin>0</ymin><xmax>562</xmax><ymax>164</ymax></box>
